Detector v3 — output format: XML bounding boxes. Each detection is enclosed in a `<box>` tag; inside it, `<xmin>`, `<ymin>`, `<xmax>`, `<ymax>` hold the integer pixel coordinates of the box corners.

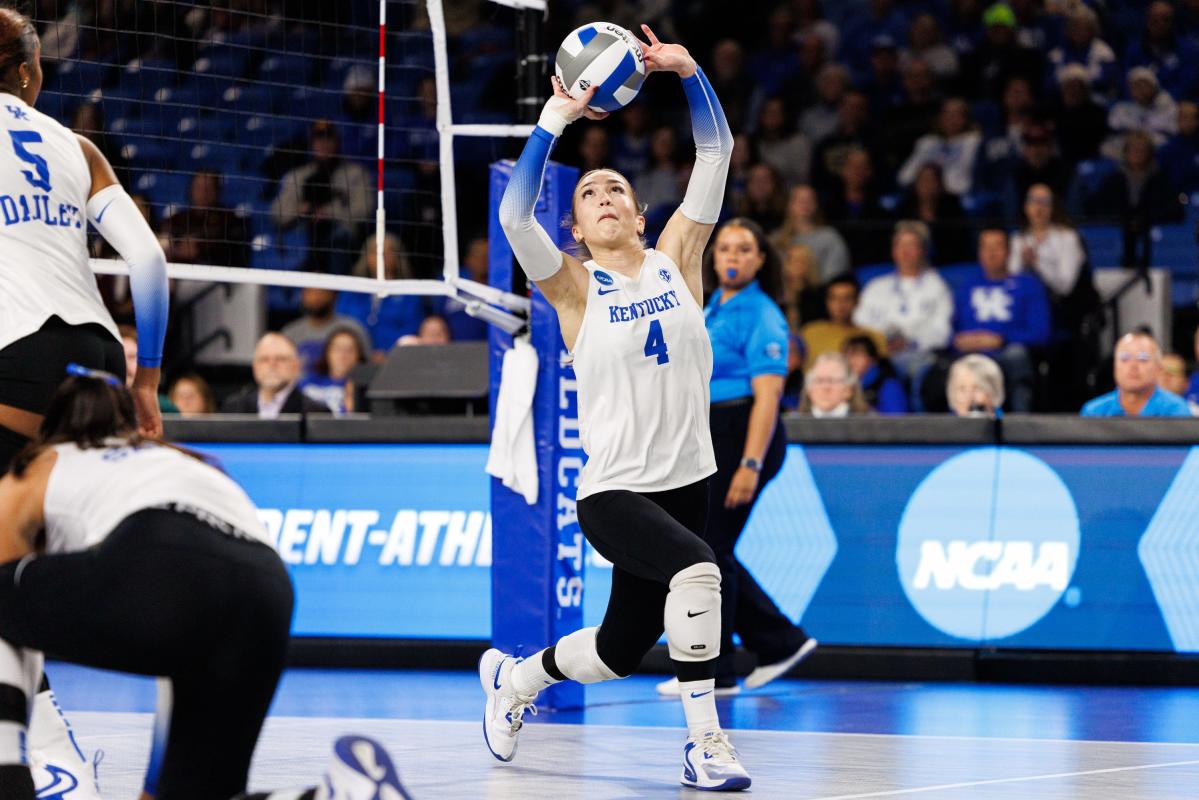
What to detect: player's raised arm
<box><xmin>497</xmin><ymin>78</ymin><xmax>606</xmax><ymax>312</ymax></box>
<box><xmin>640</xmin><ymin>24</ymin><xmax>733</xmax><ymax>279</ymax></box>
<box><xmin>79</xmin><ymin>135</ymin><xmax>168</xmax><ymax>437</ymax></box>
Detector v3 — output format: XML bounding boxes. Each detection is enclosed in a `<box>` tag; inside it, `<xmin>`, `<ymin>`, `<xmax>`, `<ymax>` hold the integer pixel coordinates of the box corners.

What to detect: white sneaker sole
<box><xmin>744</xmin><ymin>638</ymin><xmax>818</xmax><ymax>690</ymax></box>
<box><xmin>479</xmin><ymin>649</ymin><xmax>517</xmax><ymax>763</ymax></box>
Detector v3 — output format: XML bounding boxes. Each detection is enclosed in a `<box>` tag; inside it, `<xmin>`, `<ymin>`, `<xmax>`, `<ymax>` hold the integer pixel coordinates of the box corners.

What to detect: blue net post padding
<box><xmin>488</xmin><ymin>160</ymin><xmax>585</xmax><ymax>711</ymax></box>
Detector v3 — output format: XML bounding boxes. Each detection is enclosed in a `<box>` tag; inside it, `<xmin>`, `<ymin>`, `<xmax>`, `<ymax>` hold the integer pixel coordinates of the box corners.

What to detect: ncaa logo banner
<box><xmin>895</xmin><ymin>448</ymin><xmax>1081</xmax><ymax>641</ymax></box>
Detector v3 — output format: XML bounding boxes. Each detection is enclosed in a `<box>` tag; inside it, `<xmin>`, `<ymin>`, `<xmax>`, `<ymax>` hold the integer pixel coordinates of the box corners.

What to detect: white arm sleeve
<box><xmin>498</xmin><ymin>99</ymin><xmax>581</xmax><ymax>282</ymax></box>
<box><xmin>678</xmin><ymin>67</ymin><xmax>733</xmax><ymax>225</ymax></box>
<box><xmin>87</xmin><ymin>184</ymin><xmax>169</xmax><ymax>367</ymax></box>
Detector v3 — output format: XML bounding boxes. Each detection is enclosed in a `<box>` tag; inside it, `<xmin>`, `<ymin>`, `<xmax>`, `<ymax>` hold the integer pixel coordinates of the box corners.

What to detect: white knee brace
<box><xmin>554</xmin><ymin>626</ymin><xmax>620</xmax><ymax>684</ymax></box>
<box><xmin>664</xmin><ymin>562</ymin><xmax>722</xmax><ymax>663</ymax></box>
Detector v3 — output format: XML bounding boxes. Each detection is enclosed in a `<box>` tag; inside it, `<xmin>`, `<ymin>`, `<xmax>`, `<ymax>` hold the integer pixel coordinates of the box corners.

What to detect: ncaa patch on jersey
<box><xmin>595</xmin><ymin>270</ymin><xmax>615</xmax><ymax>286</ymax></box>
<box><xmin>765</xmin><ymin>342</ymin><xmax>783</xmax><ymax>360</ymax></box>
<box><xmin>658</xmin><ymin>268</ymin><xmax>671</xmax><ymax>283</ymax></box>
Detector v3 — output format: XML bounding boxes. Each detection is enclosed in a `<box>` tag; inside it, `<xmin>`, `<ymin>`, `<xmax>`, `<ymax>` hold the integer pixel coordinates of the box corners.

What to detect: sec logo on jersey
<box><xmin>658</xmin><ymin>268</ymin><xmax>671</xmax><ymax>283</ymax></box>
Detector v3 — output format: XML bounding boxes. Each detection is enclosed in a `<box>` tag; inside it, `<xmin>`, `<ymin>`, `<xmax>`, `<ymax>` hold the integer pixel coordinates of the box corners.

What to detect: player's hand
<box><xmin>635</xmin><ymin>24</ymin><xmax>696</xmax><ymax>78</ymax></box>
<box><xmin>548</xmin><ymin>76</ymin><xmax>609</xmax><ymax>123</ymax></box>
<box><xmin>131</xmin><ymin>366</ymin><xmax>164</xmax><ymax>438</ymax></box>
<box><xmin>724</xmin><ymin>466</ymin><xmax>759</xmax><ymax>509</ymax></box>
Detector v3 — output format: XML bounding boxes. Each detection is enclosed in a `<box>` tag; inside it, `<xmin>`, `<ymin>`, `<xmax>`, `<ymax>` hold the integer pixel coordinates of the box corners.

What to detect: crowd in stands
<box><xmin>27</xmin><ymin>0</ymin><xmax>1199</xmax><ymax>416</ymax></box>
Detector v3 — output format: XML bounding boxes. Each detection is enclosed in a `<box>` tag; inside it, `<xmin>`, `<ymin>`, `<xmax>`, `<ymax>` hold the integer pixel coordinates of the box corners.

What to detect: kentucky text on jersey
<box><xmin>0</xmin><ymin>191</ymin><xmax>83</xmax><ymax>229</ymax></box>
<box><xmin>608</xmin><ymin>289</ymin><xmax>682</xmax><ymax>323</ymax></box>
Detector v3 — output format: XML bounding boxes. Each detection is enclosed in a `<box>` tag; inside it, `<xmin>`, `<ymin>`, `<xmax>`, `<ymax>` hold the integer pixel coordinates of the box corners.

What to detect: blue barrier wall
<box><xmin>201</xmin><ymin>442</ymin><xmax>1199</xmax><ymax>653</ymax></box>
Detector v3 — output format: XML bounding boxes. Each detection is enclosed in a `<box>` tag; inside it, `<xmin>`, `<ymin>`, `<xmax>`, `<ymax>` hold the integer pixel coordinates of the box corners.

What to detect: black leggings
<box><xmin>707</xmin><ymin>401</ymin><xmax>805</xmax><ymax>682</ymax></box>
<box><xmin>0</xmin><ymin>316</ymin><xmax>125</xmax><ymax>474</ymax></box>
<box><xmin>576</xmin><ymin>479</ymin><xmax>716</xmax><ymax>682</ymax></box>
<box><xmin>0</xmin><ymin>510</ymin><xmax>294</xmax><ymax>800</ymax></box>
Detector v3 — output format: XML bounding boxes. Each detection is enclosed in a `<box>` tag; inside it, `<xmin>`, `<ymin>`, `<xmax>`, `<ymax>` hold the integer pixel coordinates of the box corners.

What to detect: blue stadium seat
<box><xmin>176</xmin><ymin>114</ymin><xmax>239</xmax><ymax>144</ymax></box>
<box><xmin>1077</xmin><ymin>224</ymin><xmax>1123</xmax><ymax>267</ymax></box>
<box><xmin>940</xmin><ymin>263</ymin><xmax>982</xmax><ymax>295</ymax></box>
<box><xmin>193</xmin><ymin>49</ymin><xmax>252</xmax><ymax>81</ymax></box>
<box><xmin>186</xmin><ymin>142</ymin><xmax>244</xmax><ymax>172</ymax></box>
<box><xmin>339</xmin><ymin>121</ymin><xmax>377</xmax><ymax>161</ymax></box>
<box><xmin>259</xmin><ymin>53</ymin><xmax>314</xmax><ymax>86</ymax></box>
<box><xmin>220</xmin><ymin>84</ymin><xmax>274</xmax><ymax>117</ymax></box>
<box><xmin>1067</xmin><ymin>158</ymin><xmax>1118</xmax><ymax>217</ymax></box>
<box><xmin>1151</xmin><ymin>224</ymin><xmax>1197</xmax><ymax>274</ymax></box>
<box><xmin>134</xmin><ymin>171</ymin><xmax>192</xmax><ymax>210</ymax></box>
<box><xmin>284</xmin><ymin>86</ymin><xmax>343</xmax><ymax>121</ymax></box>
<box><xmin>92</xmin><ymin>86</ymin><xmax>141</xmax><ymax>122</ymax></box>
<box><xmin>45</xmin><ymin>59</ymin><xmax>112</xmax><ymax>97</ymax></box>
<box><xmin>223</xmin><ymin>175</ymin><xmax>273</xmax><ymax>215</ymax></box>
<box><xmin>240</xmin><ymin>115</ymin><xmax>307</xmax><ymax>150</ymax></box>
<box><xmin>250</xmin><ymin>227</ymin><xmax>308</xmax><ymax>272</ymax></box>
<box><xmin>856</xmin><ymin>263</ymin><xmax>892</xmax><ymax>284</ymax></box>
<box><xmin>119</xmin><ymin>57</ymin><xmax>178</xmax><ymax>98</ymax></box>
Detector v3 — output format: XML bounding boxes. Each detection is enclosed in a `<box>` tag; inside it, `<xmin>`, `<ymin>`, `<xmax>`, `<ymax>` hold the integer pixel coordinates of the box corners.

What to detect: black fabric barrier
<box><xmin>162</xmin><ymin>414</ymin><xmax>1199</xmax><ymax>446</ymax></box>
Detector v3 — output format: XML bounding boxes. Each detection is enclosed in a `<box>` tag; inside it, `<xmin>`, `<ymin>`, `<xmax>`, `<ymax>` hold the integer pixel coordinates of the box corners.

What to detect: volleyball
<box><xmin>554</xmin><ymin>22</ymin><xmax>646</xmax><ymax>113</ymax></box>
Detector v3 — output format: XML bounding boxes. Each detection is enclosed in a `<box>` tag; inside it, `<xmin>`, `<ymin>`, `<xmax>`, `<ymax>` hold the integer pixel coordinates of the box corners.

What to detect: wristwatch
<box><xmin>739</xmin><ymin>457</ymin><xmax>762</xmax><ymax>473</ymax></box>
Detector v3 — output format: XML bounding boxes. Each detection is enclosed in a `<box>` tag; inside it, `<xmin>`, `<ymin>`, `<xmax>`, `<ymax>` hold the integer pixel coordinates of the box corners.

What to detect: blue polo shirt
<box><xmin>705</xmin><ymin>280</ymin><xmax>789</xmax><ymax>403</ymax></box>
<box><xmin>1080</xmin><ymin>387</ymin><xmax>1192</xmax><ymax>417</ymax></box>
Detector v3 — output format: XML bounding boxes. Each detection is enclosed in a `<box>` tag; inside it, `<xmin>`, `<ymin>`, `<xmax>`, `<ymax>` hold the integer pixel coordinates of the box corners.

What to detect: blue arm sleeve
<box><xmin>497</xmin><ymin>127</ymin><xmax>564</xmax><ymax>281</ymax></box>
<box><xmin>87</xmin><ymin>185</ymin><xmax>168</xmax><ymax>367</ymax></box>
<box><xmin>679</xmin><ymin>66</ymin><xmax>733</xmax><ymax>224</ymax></box>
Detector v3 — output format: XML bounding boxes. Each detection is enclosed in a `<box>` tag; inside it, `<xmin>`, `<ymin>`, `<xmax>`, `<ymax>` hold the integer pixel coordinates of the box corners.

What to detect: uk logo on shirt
<box><xmin>970</xmin><ymin>287</ymin><xmax>1013</xmax><ymax>323</ymax></box>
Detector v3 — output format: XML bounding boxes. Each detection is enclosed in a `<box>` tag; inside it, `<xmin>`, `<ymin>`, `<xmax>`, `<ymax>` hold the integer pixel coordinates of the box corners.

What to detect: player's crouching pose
<box><xmin>0</xmin><ymin>368</ymin><xmax>412</xmax><ymax>800</ymax></box>
<box><xmin>483</xmin><ymin>24</ymin><xmax>749</xmax><ymax>791</ymax></box>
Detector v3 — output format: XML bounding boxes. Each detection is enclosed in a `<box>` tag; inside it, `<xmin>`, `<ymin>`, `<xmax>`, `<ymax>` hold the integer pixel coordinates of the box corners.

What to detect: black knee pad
<box><xmin>0</xmin><ymin>425</ymin><xmax>30</xmax><ymax>476</ymax></box>
<box><xmin>0</xmin><ymin>765</ymin><xmax>34</xmax><ymax>800</ymax></box>
<box><xmin>595</xmin><ymin>628</ymin><xmax>648</xmax><ymax>678</ymax></box>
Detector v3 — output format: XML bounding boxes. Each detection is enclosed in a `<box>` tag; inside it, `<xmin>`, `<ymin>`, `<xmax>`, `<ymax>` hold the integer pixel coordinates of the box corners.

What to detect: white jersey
<box><xmin>572</xmin><ymin>249</ymin><xmax>717</xmax><ymax>500</ymax></box>
<box><xmin>43</xmin><ymin>440</ymin><xmax>271</xmax><ymax>554</ymax></box>
<box><xmin>0</xmin><ymin>94</ymin><xmax>117</xmax><ymax>352</ymax></box>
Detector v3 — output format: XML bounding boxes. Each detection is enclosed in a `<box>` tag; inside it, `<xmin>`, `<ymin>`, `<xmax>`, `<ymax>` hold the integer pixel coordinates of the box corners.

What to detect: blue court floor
<box><xmin>48</xmin><ymin>663</ymin><xmax>1199</xmax><ymax>798</ymax></box>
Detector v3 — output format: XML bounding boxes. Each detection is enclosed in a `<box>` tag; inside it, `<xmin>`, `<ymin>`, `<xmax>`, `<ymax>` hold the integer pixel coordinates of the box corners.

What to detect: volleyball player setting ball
<box><xmin>483</xmin><ymin>23</ymin><xmax>750</xmax><ymax>790</ymax></box>
<box><xmin>0</xmin><ymin>8</ymin><xmax>169</xmax><ymax>794</ymax></box>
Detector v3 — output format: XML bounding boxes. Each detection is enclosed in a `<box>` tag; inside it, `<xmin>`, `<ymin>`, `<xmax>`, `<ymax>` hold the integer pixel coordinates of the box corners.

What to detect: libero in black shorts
<box><xmin>0</xmin><ymin>316</ymin><xmax>125</xmax><ymax>414</ymax></box>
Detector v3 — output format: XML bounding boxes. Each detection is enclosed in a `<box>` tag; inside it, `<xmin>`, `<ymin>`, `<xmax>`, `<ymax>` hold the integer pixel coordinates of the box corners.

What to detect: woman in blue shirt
<box><xmin>659</xmin><ymin>218</ymin><xmax>815</xmax><ymax>696</ymax></box>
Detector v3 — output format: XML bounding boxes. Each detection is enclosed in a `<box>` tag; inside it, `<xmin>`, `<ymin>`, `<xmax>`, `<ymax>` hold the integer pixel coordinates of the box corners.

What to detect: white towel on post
<box><xmin>486</xmin><ymin>336</ymin><xmax>539</xmax><ymax>504</ymax></box>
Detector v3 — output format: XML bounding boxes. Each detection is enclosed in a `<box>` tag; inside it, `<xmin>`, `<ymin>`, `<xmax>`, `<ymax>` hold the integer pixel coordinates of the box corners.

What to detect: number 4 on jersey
<box><xmin>644</xmin><ymin>319</ymin><xmax>669</xmax><ymax>365</ymax></box>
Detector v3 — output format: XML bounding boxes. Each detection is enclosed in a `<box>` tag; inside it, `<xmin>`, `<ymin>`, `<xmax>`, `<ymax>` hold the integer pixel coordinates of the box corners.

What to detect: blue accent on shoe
<box><xmin>693</xmin><ymin>775</ymin><xmax>752</xmax><ymax>791</ymax></box>
<box><xmin>682</xmin><ymin>742</ymin><xmax>698</xmax><ymax>784</ymax></box>
<box><xmin>493</xmin><ymin>658</ymin><xmax>507</xmax><ymax>691</ymax></box>
<box><xmin>482</xmin><ymin>716</ymin><xmax>512</xmax><ymax>763</ymax></box>
<box><xmin>331</xmin><ymin>735</ymin><xmax>413</xmax><ymax>799</ymax></box>
<box><xmin>35</xmin><ymin>764</ymin><xmax>79</xmax><ymax>800</ymax></box>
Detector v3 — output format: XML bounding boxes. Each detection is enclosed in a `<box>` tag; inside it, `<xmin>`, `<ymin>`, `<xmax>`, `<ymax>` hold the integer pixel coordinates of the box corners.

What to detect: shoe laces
<box><xmin>504</xmin><ymin>693</ymin><xmax>538</xmax><ymax>734</ymax></box>
<box><xmin>699</xmin><ymin>731</ymin><xmax>738</xmax><ymax>763</ymax></box>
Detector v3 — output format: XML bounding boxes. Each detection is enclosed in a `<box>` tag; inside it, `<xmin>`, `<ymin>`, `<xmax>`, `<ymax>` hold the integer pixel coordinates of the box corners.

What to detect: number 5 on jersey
<box><xmin>644</xmin><ymin>319</ymin><xmax>669</xmax><ymax>365</ymax></box>
<box><xmin>9</xmin><ymin>130</ymin><xmax>52</xmax><ymax>192</ymax></box>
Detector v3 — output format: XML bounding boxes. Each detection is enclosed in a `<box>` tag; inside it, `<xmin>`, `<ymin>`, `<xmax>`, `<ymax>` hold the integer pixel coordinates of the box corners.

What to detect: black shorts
<box><xmin>0</xmin><ymin>509</ymin><xmax>294</xmax><ymax>800</ymax></box>
<box><xmin>0</xmin><ymin>316</ymin><xmax>125</xmax><ymax>414</ymax></box>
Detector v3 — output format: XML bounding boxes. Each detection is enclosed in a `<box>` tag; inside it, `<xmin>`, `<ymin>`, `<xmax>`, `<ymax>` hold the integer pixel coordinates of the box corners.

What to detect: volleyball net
<box><xmin>30</xmin><ymin>0</ymin><xmax>538</xmax><ymax>336</ymax></box>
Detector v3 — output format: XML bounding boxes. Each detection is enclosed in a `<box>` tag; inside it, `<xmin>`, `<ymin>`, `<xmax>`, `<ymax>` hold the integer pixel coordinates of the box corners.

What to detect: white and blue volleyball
<box><xmin>555</xmin><ymin>22</ymin><xmax>646</xmax><ymax>113</ymax></box>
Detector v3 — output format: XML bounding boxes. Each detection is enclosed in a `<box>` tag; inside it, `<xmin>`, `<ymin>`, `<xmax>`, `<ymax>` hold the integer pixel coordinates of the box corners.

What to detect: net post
<box><xmin>488</xmin><ymin>159</ymin><xmax>584</xmax><ymax>711</ymax></box>
<box><xmin>426</xmin><ymin>0</ymin><xmax>461</xmax><ymax>282</ymax></box>
<box><xmin>376</xmin><ymin>0</ymin><xmax>387</xmax><ymax>285</ymax></box>
<box><xmin>515</xmin><ymin>6</ymin><xmax>547</xmax><ymax>125</ymax></box>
